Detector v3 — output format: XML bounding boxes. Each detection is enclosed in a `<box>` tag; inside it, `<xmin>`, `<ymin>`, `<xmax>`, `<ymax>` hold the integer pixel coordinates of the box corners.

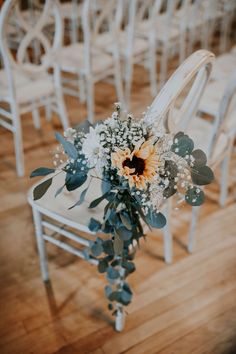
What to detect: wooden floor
<box><xmin>1</xmin><ymin>50</ymin><xmax>236</xmax><ymax>354</ymax></box>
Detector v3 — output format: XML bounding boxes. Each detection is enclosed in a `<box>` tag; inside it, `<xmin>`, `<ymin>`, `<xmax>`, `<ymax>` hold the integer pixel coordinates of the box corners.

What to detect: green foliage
<box><xmin>98</xmin><ymin>258</ymin><xmax>109</xmax><ymax>273</ymax></box>
<box><xmin>192</xmin><ymin>149</ymin><xmax>207</xmax><ymax>167</ymax></box>
<box><xmin>113</xmin><ymin>234</ymin><xmax>124</xmax><ymax>256</ymax></box>
<box><xmin>91</xmin><ymin>238</ymin><xmax>103</xmax><ymax>257</ymax></box>
<box><xmin>30</xmin><ymin>167</ymin><xmax>55</xmax><ymax>178</ymax></box>
<box><xmin>88</xmin><ymin>218</ymin><xmax>102</xmax><ymax>232</ymax></box>
<box><xmin>191</xmin><ymin>165</ymin><xmax>214</xmax><ymax>185</ymax></box>
<box><xmin>102</xmin><ymin>240</ymin><xmax>114</xmax><ymax>256</ymax></box>
<box><xmin>89</xmin><ymin>192</ymin><xmax>111</xmax><ymax>208</ymax></box>
<box><xmin>55</xmin><ymin>132</ymin><xmax>78</xmax><ymax>159</ymax></box>
<box><xmin>107</xmin><ymin>266</ymin><xmax>120</xmax><ymax>280</ymax></box>
<box><xmin>69</xmin><ymin>187</ymin><xmax>89</xmax><ymax>209</ymax></box>
<box><xmin>171</xmin><ymin>132</ymin><xmax>194</xmax><ymax>157</ymax></box>
<box><xmin>185</xmin><ymin>187</ymin><xmax>205</xmax><ymax>206</ymax></box>
<box><xmin>146</xmin><ymin>210</ymin><xmax>166</xmax><ymax>229</ymax></box>
<box><xmin>33</xmin><ymin>178</ymin><xmax>52</xmax><ymax>200</ymax></box>
<box><xmin>115</xmin><ymin>226</ymin><xmax>133</xmax><ymax>241</ymax></box>
<box><xmin>55</xmin><ymin>184</ymin><xmax>65</xmax><ymax>198</ymax></box>
<box><xmin>65</xmin><ymin>172</ymin><xmax>87</xmax><ymax>191</ymax></box>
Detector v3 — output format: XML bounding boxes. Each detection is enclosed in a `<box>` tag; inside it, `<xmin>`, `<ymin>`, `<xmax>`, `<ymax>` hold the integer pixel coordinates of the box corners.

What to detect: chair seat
<box><xmin>96</xmin><ymin>31</ymin><xmax>149</xmax><ymax>58</ymax></box>
<box><xmin>0</xmin><ymin>68</ymin><xmax>54</xmax><ymax>104</ymax></box>
<box><xmin>28</xmin><ymin>172</ymin><xmax>105</xmax><ymax>233</ymax></box>
<box><xmin>53</xmin><ymin>43</ymin><xmax>114</xmax><ymax>75</ymax></box>
<box><xmin>187</xmin><ymin>117</ymin><xmax>229</xmax><ymax>165</ymax></box>
<box><xmin>136</xmin><ymin>15</ymin><xmax>182</xmax><ymax>43</ymax></box>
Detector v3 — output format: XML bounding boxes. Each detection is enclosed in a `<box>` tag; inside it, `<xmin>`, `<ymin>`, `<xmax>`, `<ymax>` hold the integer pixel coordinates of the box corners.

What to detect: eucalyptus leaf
<box><xmin>91</xmin><ymin>241</ymin><xmax>103</xmax><ymax>257</ymax></box>
<box><xmin>192</xmin><ymin>149</ymin><xmax>207</xmax><ymax>167</ymax></box>
<box><xmin>103</xmin><ymin>240</ymin><xmax>114</xmax><ymax>256</ymax></box>
<box><xmin>120</xmin><ymin>212</ymin><xmax>132</xmax><ymax>230</ymax></box>
<box><xmin>185</xmin><ymin>187</ymin><xmax>205</xmax><ymax>206</ymax></box>
<box><xmin>30</xmin><ymin>167</ymin><xmax>55</xmax><ymax>178</ymax></box>
<box><xmin>68</xmin><ymin>186</ymin><xmax>88</xmax><ymax>209</ymax></box>
<box><xmin>89</xmin><ymin>192</ymin><xmax>111</xmax><ymax>209</ymax></box>
<box><xmin>104</xmin><ymin>285</ymin><xmax>113</xmax><ymax>298</ymax></box>
<box><xmin>116</xmin><ymin>226</ymin><xmax>133</xmax><ymax>241</ymax></box>
<box><xmin>65</xmin><ymin>172</ymin><xmax>87</xmax><ymax>191</ymax></box>
<box><xmin>88</xmin><ymin>218</ymin><xmax>102</xmax><ymax>232</ymax></box>
<box><xmin>33</xmin><ymin>178</ymin><xmax>52</xmax><ymax>200</ymax></box>
<box><xmin>191</xmin><ymin>165</ymin><xmax>214</xmax><ymax>185</ymax></box>
<box><xmin>98</xmin><ymin>258</ymin><xmax>109</xmax><ymax>273</ymax></box>
<box><xmin>107</xmin><ymin>266</ymin><xmax>120</xmax><ymax>280</ymax></box>
<box><xmin>55</xmin><ymin>184</ymin><xmax>65</xmax><ymax>198</ymax></box>
<box><xmin>146</xmin><ymin>210</ymin><xmax>166</xmax><ymax>229</ymax></box>
<box><xmin>171</xmin><ymin>134</ymin><xmax>194</xmax><ymax>157</ymax></box>
<box><xmin>113</xmin><ymin>234</ymin><xmax>124</xmax><ymax>256</ymax></box>
<box><xmin>55</xmin><ymin>132</ymin><xmax>78</xmax><ymax>159</ymax></box>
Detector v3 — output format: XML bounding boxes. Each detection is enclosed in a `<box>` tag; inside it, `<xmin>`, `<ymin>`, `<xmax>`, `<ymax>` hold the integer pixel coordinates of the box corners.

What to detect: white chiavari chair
<box><xmin>28</xmin><ymin>50</ymin><xmax>214</xmax><ymax>332</ymax></box>
<box><xmin>0</xmin><ymin>0</ymin><xmax>69</xmax><ymax>177</ymax></box>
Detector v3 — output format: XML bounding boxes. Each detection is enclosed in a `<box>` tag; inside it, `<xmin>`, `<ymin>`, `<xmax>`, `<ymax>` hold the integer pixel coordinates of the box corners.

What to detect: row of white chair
<box><xmin>0</xmin><ymin>0</ymin><xmax>235</xmax><ymax>178</ymax></box>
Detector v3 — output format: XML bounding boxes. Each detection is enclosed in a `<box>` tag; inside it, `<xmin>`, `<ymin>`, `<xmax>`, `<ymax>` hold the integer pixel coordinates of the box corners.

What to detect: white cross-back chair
<box><xmin>0</xmin><ymin>0</ymin><xmax>69</xmax><ymax>177</ymax></box>
<box><xmin>50</xmin><ymin>0</ymin><xmax>124</xmax><ymax>123</ymax></box>
<box><xmin>135</xmin><ymin>0</ymin><xmax>190</xmax><ymax>92</ymax></box>
<box><xmin>28</xmin><ymin>50</ymin><xmax>214</xmax><ymax>331</ymax></box>
<box><xmin>96</xmin><ymin>0</ymin><xmax>156</xmax><ymax>109</ymax></box>
<box><xmin>186</xmin><ymin>71</ymin><xmax>236</xmax><ymax>253</ymax></box>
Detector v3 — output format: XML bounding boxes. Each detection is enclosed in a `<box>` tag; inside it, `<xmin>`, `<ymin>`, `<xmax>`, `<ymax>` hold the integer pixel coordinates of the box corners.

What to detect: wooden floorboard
<box><xmin>0</xmin><ymin>42</ymin><xmax>236</xmax><ymax>354</ymax></box>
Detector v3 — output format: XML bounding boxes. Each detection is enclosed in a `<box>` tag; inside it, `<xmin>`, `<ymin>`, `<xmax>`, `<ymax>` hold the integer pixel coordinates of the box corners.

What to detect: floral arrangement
<box><xmin>31</xmin><ymin>103</ymin><xmax>214</xmax><ymax>315</ymax></box>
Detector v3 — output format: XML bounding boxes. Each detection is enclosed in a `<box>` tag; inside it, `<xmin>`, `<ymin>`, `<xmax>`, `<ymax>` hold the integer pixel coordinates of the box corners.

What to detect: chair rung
<box><xmin>0</xmin><ymin>117</ymin><xmax>14</xmax><ymax>131</ymax></box>
<box><xmin>42</xmin><ymin>220</ymin><xmax>90</xmax><ymax>247</ymax></box>
<box><xmin>43</xmin><ymin>234</ymin><xmax>98</xmax><ymax>266</ymax></box>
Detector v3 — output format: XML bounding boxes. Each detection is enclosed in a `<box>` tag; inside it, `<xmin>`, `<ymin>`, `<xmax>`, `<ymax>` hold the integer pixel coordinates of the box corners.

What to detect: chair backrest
<box><xmin>81</xmin><ymin>0</ymin><xmax>119</xmax><ymax>75</ymax></box>
<box><xmin>0</xmin><ymin>0</ymin><xmax>63</xmax><ymax>77</ymax></box>
<box><xmin>144</xmin><ymin>49</ymin><xmax>215</xmax><ymax>133</ymax></box>
<box><xmin>209</xmin><ymin>72</ymin><xmax>236</xmax><ymax>159</ymax></box>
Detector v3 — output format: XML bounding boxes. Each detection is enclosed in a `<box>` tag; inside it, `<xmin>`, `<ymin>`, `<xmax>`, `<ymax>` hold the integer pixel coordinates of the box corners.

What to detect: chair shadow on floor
<box><xmin>44</xmin><ymin>279</ymin><xmax>113</xmax><ymax>327</ymax></box>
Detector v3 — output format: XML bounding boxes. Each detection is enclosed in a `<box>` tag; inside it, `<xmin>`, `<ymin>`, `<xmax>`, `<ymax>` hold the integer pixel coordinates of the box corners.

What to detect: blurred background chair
<box><xmin>0</xmin><ymin>0</ymin><xmax>69</xmax><ymax>177</ymax></box>
<box><xmin>46</xmin><ymin>0</ymin><xmax>125</xmax><ymax>123</ymax></box>
<box><xmin>187</xmin><ymin>71</ymin><xmax>236</xmax><ymax>252</ymax></box>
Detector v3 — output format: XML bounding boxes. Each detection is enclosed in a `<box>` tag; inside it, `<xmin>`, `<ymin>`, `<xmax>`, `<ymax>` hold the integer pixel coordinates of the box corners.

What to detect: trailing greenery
<box><xmin>30</xmin><ymin>104</ymin><xmax>214</xmax><ymax>315</ymax></box>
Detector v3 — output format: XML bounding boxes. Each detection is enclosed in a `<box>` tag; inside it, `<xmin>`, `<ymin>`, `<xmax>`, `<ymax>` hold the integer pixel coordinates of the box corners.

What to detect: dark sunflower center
<box><xmin>123</xmin><ymin>155</ymin><xmax>145</xmax><ymax>175</ymax></box>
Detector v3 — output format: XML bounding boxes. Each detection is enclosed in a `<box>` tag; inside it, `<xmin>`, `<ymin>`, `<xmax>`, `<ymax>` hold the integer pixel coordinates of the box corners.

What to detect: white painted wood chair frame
<box><xmin>0</xmin><ymin>0</ymin><xmax>69</xmax><ymax>177</ymax></box>
<box><xmin>144</xmin><ymin>49</ymin><xmax>214</xmax><ymax>260</ymax></box>
<box><xmin>55</xmin><ymin>0</ymin><xmax>124</xmax><ymax>123</ymax></box>
<box><xmin>188</xmin><ymin>71</ymin><xmax>236</xmax><ymax>253</ymax></box>
<box><xmin>28</xmin><ymin>50</ymin><xmax>214</xmax><ymax>332</ymax></box>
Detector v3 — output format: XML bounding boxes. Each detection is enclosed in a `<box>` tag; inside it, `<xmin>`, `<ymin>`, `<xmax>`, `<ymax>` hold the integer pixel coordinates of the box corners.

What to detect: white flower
<box><xmin>82</xmin><ymin>127</ymin><xmax>103</xmax><ymax>168</ymax></box>
<box><xmin>64</xmin><ymin>128</ymin><xmax>77</xmax><ymax>142</ymax></box>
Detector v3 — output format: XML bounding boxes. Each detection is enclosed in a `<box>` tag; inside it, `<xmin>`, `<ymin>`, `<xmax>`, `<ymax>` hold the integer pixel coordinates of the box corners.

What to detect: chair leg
<box><xmin>220</xmin><ymin>154</ymin><xmax>230</xmax><ymax>207</ymax></box>
<box><xmin>124</xmin><ymin>56</ymin><xmax>133</xmax><ymax>111</ymax></box>
<box><xmin>54</xmin><ymin>66</ymin><xmax>69</xmax><ymax>130</ymax></box>
<box><xmin>160</xmin><ymin>45</ymin><xmax>168</xmax><ymax>88</ymax></box>
<box><xmin>32</xmin><ymin>207</ymin><xmax>49</xmax><ymax>282</ymax></box>
<box><xmin>148</xmin><ymin>37</ymin><xmax>158</xmax><ymax>97</ymax></box>
<box><xmin>11</xmin><ymin>103</ymin><xmax>24</xmax><ymax>177</ymax></box>
<box><xmin>78</xmin><ymin>74</ymin><xmax>86</xmax><ymax>103</ymax></box>
<box><xmin>163</xmin><ymin>199</ymin><xmax>173</xmax><ymax>264</ymax></box>
<box><xmin>32</xmin><ymin>106</ymin><xmax>41</xmax><ymax>129</ymax></box>
<box><xmin>115</xmin><ymin>307</ymin><xmax>125</xmax><ymax>332</ymax></box>
<box><xmin>45</xmin><ymin>98</ymin><xmax>52</xmax><ymax>122</ymax></box>
<box><xmin>113</xmin><ymin>53</ymin><xmax>125</xmax><ymax>109</ymax></box>
<box><xmin>85</xmin><ymin>76</ymin><xmax>95</xmax><ymax>124</ymax></box>
<box><xmin>188</xmin><ymin>206</ymin><xmax>200</xmax><ymax>253</ymax></box>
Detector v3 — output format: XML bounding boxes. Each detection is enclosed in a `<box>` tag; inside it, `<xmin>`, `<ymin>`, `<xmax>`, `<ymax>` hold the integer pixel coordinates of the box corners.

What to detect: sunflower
<box><xmin>111</xmin><ymin>140</ymin><xmax>160</xmax><ymax>189</ymax></box>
